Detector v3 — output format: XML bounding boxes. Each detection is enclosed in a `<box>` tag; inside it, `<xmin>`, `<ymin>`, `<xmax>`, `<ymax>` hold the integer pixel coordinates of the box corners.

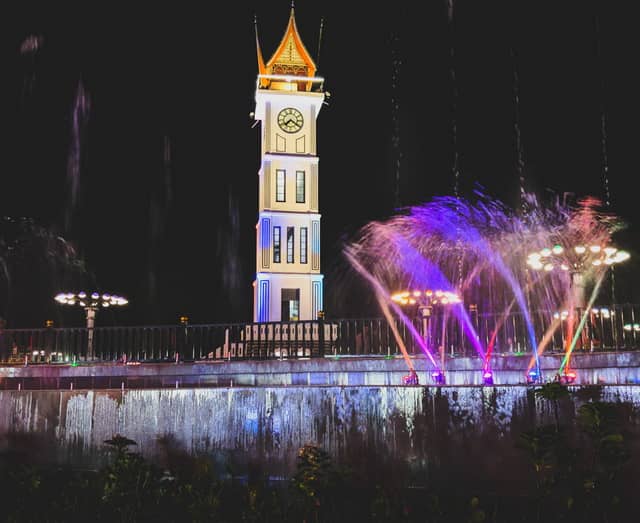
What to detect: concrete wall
<box><xmin>2</xmin><ymin>354</ymin><xmax>639</xmax><ymax>487</ymax></box>
<box><xmin>1</xmin><ymin>381</ymin><xmax>640</xmax><ymax>489</ymax></box>
<box><xmin>2</xmin><ymin>351</ymin><xmax>640</xmax><ymax>387</ymax></box>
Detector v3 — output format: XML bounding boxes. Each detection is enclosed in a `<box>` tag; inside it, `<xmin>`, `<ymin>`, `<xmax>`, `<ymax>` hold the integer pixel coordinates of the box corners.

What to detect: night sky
<box><xmin>1</xmin><ymin>1</ymin><xmax>639</xmax><ymax>328</ymax></box>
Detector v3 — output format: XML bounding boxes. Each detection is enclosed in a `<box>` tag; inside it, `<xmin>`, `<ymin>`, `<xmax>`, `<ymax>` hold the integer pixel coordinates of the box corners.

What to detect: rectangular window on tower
<box><xmin>300</xmin><ymin>227</ymin><xmax>308</xmax><ymax>264</ymax></box>
<box><xmin>276</xmin><ymin>170</ymin><xmax>286</xmax><ymax>202</ymax></box>
<box><xmin>287</xmin><ymin>227</ymin><xmax>294</xmax><ymax>263</ymax></box>
<box><xmin>273</xmin><ymin>226</ymin><xmax>281</xmax><ymax>263</ymax></box>
<box><xmin>296</xmin><ymin>171</ymin><xmax>305</xmax><ymax>203</ymax></box>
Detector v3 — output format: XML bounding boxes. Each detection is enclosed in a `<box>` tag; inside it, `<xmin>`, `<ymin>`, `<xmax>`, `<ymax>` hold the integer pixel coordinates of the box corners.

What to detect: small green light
<box><xmin>71</xmin><ymin>361</ymin><xmax>78</xmax><ymax>367</ymax></box>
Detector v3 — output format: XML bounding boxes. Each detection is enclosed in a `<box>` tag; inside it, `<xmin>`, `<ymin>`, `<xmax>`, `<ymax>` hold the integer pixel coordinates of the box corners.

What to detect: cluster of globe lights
<box><xmin>553</xmin><ymin>307</ymin><xmax>613</xmax><ymax>320</ymax></box>
<box><xmin>390</xmin><ymin>289</ymin><xmax>462</xmax><ymax>307</ymax></box>
<box><xmin>526</xmin><ymin>243</ymin><xmax>630</xmax><ymax>272</ymax></box>
<box><xmin>54</xmin><ymin>292</ymin><xmax>128</xmax><ymax>308</ymax></box>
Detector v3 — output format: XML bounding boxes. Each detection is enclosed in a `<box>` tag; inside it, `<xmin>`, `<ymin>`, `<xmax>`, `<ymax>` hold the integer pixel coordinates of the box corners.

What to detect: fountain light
<box><xmin>54</xmin><ymin>291</ymin><xmax>128</xmax><ymax>360</ymax></box>
<box><xmin>431</xmin><ymin>370</ymin><xmax>446</xmax><ymax>385</ymax></box>
<box><xmin>556</xmin><ymin>369</ymin><xmax>577</xmax><ymax>385</ymax></box>
<box><xmin>402</xmin><ymin>369</ymin><xmax>420</xmax><ymax>385</ymax></box>
<box><xmin>623</xmin><ymin>323</ymin><xmax>640</xmax><ymax>332</ymax></box>
<box><xmin>526</xmin><ymin>368</ymin><xmax>541</xmax><ymax>385</ymax></box>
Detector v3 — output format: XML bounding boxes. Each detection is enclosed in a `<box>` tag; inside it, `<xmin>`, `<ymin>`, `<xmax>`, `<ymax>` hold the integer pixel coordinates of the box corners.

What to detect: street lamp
<box><xmin>527</xmin><ymin>243</ymin><xmax>629</xmax><ymax>327</ymax></box>
<box><xmin>391</xmin><ymin>288</ymin><xmax>462</xmax><ymax>384</ymax></box>
<box><xmin>391</xmin><ymin>289</ymin><xmax>462</xmax><ymax>307</ymax></box>
<box><xmin>527</xmin><ymin>243</ymin><xmax>630</xmax><ymax>308</ymax></box>
<box><xmin>527</xmin><ymin>243</ymin><xmax>629</xmax><ymax>382</ymax></box>
<box><xmin>391</xmin><ymin>289</ymin><xmax>462</xmax><ymax>346</ymax></box>
<box><xmin>54</xmin><ymin>291</ymin><xmax>128</xmax><ymax>360</ymax></box>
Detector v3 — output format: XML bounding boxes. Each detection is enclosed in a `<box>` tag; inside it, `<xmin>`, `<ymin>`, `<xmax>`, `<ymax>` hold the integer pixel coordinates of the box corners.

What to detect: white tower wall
<box><xmin>253</xmin><ymin>89</ymin><xmax>325</xmax><ymax>322</ymax></box>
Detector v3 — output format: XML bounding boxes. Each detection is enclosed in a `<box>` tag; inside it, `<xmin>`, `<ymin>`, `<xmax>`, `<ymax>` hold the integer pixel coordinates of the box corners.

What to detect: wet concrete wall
<box><xmin>1</xmin><ymin>383</ymin><xmax>639</xmax><ymax>488</ymax></box>
<box><xmin>2</xmin><ymin>351</ymin><xmax>640</xmax><ymax>387</ymax></box>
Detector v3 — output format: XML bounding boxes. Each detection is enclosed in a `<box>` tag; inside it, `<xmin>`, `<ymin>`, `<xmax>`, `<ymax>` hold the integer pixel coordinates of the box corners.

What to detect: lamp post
<box><xmin>527</xmin><ymin>242</ymin><xmax>629</xmax><ymax>382</ymax></box>
<box><xmin>391</xmin><ymin>289</ymin><xmax>462</xmax><ymax>384</ymax></box>
<box><xmin>178</xmin><ymin>315</ymin><xmax>189</xmax><ymax>362</ymax></box>
<box><xmin>527</xmin><ymin>243</ymin><xmax>630</xmax><ymax>309</ymax></box>
<box><xmin>54</xmin><ymin>292</ymin><xmax>128</xmax><ymax>360</ymax></box>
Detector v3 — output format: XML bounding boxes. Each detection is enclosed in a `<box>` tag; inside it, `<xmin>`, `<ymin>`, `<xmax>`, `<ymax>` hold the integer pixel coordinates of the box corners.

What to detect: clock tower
<box><xmin>252</xmin><ymin>6</ymin><xmax>325</xmax><ymax>322</ymax></box>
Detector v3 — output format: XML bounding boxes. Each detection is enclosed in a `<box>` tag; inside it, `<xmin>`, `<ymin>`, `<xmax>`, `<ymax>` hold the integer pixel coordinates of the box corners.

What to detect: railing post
<box><xmin>179</xmin><ymin>316</ymin><xmax>189</xmax><ymax>362</ymax></box>
<box><xmin>317</xmin><ymin>311</ymin><xmax>325</xmax><ymax>357</ymax></box>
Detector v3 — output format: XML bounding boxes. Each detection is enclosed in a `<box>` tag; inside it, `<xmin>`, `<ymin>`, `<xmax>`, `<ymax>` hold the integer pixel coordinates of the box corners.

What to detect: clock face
<box><xmin>277</xmin><ymin>107</ymin><xmax>304</xmax><ymax>133</ymax></box>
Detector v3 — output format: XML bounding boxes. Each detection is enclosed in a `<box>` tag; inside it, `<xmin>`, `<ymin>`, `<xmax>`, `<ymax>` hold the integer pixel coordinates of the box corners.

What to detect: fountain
<box><xmin>345</xmin><ymin>191</ymin><xmax>629</xmax><ymax>385</ymax></box>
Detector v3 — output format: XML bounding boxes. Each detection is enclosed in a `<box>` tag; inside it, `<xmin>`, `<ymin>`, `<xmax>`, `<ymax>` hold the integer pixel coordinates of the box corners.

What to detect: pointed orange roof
<box><xmin>266</xmin><ymin>6</ymin><xmax>316</xmax><ymax>76</ymax></box>
<box><xmin>259</xmin><ymin>6</ymin><xmax>317</xmax><ymax>91</ymax></box>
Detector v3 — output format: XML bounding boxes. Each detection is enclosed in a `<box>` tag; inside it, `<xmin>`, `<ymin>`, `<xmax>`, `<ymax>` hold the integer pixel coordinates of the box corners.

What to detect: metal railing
<box><xmin>1</xmin><ymin>304</ymin><xmax>640</xmax><ymax>364</ymax></box>
<box><xmin>0</xmin><ymin>374</ymin><xmax>242</xmax><ymax>391</ymax></box>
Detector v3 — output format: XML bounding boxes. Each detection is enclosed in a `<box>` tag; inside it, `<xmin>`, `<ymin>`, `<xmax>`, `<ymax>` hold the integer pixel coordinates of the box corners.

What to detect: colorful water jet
<box><xmin>345</xmin><ymin>191</ymin><xmax>629</xmax><ymax>385</ymax></box>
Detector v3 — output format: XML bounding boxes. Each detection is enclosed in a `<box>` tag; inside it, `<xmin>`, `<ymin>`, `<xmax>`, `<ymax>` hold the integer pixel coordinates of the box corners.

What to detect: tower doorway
<box><xmin>281</xmin><ymin>289</ymin><xmax>300</xmax><ymax>321</ymax></box>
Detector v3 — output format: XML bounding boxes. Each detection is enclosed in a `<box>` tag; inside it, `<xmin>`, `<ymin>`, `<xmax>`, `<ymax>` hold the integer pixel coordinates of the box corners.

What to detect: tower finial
<box><xmin>254</xmin><ymin>13</ymin><xmax>267</xmax><ymax>84</ymax></box>
<box><xmin>316</xmin><ymin>16</ymin><xmax>325</xmax><ymax>70</ymax></box>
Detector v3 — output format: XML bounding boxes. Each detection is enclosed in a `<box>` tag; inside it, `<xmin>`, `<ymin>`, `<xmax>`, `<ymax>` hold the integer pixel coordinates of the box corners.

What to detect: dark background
<box><xmin>1</xmin><ymin>1</ymin><xmax>638</xmax><ymax>328</ymax></box>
